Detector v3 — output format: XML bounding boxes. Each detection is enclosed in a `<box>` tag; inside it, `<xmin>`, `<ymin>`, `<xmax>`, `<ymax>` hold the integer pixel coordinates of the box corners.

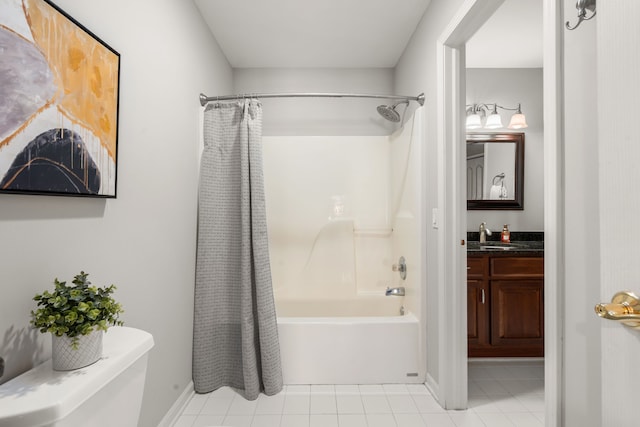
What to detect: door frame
<box><xmin>435</xmin><ymin>0</ymin><xmax>564</xmax><ymax>425</ymax></box>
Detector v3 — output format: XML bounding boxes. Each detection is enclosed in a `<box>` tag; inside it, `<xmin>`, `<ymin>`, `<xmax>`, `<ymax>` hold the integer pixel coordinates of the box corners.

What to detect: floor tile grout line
<box><xmin>175</xmin><ymin>368</ymin><xmax>544</xmax><ymax>426</ymax></box>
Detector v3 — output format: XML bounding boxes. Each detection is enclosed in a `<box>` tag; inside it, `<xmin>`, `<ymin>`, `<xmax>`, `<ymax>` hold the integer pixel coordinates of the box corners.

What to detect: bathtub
<box><xmin>275</xmin><ymin>295</ymin><xmax>421</xmax><ymax>384</ymax></box>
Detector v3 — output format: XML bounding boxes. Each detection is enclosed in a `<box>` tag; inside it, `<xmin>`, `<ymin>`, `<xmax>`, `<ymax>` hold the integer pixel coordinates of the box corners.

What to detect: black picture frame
<box><xmin>0</xmin><ymin>0</ymin><xmax>120</xmax><ymax>198</ymax></box>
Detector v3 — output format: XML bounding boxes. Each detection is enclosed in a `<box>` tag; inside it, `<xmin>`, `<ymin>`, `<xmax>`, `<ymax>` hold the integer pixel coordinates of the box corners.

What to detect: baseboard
<box><xmin>157</xmin><ymin>381</ymin><xmax>194</xmax><ymax>427</ymax></box>
<box><xmin>425</xmin><ymin>372</ymin><xmax>442</xmax><ymax>405</ymax></box>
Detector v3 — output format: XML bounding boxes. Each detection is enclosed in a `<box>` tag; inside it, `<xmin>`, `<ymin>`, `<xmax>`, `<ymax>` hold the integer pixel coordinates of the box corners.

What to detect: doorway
<box><xmin>465</xmin><ymin>0</ymin><xmax>545</xmax><ymax>419</ymax></box>
<box><xmin>435</xmin><ymin>0</ymin><xmax>563</xmax><ymax>426</ymax></box>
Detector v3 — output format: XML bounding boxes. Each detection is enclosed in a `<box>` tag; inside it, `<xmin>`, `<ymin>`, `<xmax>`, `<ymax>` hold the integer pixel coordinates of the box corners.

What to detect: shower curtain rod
<box><xmin>198</xmin><ymin>92</ymin><xmax>425</xmax><ymax>107</ymax></box>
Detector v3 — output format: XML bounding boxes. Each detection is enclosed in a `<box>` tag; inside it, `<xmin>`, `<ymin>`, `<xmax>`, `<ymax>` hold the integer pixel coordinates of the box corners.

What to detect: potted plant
<box><xmin>31</xmin><ymin>271</ymin><xmax>124</xmax><ymax>371</ymax></box>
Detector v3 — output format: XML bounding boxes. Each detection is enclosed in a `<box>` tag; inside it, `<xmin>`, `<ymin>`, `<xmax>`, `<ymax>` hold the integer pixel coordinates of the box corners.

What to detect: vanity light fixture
<box><xmin>507</xmin><ymin>104</ymin><xmax>528</xmax><ymax>129</ymax></box>
<box><xmin>484</xmin><ymin>104</ymin><xmax>503</xmax><ymax>129</ymax></box>
<box><xmin>465</xmin><ymin>103</ymin><xmax>528</xmax><ymax>130</ymax></box>
<box><xmin>466</xmin><ymin>111</ymin><xmax>482</xmax><ymax>130</ymax></box>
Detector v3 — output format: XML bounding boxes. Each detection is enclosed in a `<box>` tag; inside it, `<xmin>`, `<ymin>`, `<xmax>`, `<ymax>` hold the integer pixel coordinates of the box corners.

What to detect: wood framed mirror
<box><xmin>466</xmin><ymin>132</ymin><xmax>524</xmax><ymax>210</ymax></box>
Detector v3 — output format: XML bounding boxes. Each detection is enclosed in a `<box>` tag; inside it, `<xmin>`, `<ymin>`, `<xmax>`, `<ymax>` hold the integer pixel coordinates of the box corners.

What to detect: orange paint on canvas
<box><xmin>24</xmin><ymin>0</ymin><xmax>118</xmax><ymax>159</ymax></box>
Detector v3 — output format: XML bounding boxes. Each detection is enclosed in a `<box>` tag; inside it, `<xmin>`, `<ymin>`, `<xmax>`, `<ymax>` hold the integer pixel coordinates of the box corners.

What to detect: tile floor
<box><xmin>173</xmin><ymin>361</ymin><xmax>544</xmax><ymax>427</ymax></box>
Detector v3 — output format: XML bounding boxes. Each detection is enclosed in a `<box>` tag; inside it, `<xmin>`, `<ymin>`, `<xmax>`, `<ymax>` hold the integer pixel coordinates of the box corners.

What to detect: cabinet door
<box><xmin>467</xmin><ymin>279</ymin><xmax>489</xmax><ymax>349</ymax></box>
<box><xmin>490</xmin><ymin>279</ymin><xmax>544</xmax><ymax>356</ymax></box>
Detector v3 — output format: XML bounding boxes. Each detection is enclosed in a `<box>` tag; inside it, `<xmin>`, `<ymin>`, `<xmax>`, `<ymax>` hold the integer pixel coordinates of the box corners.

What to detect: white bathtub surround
<box><xmin>263</xmin><ymin>113</ymin><xmax>424</xmax><ymax>300</ymax></box>
<box><xmin>263</xmin><ymin>134</ymin><xmax>392</xmax><ymax>298</ymax></box>
<box><xmin>263</xmin><ymin>110</ymin><xmax>426</xmax><ymax>388</ymax></box>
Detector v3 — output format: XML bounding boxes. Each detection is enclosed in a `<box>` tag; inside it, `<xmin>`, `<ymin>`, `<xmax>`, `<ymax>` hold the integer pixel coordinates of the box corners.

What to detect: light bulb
<box><xmin>466</xmin><ymin>114</ymin><xmax>482</xmax><ymax>130</ymax></box>
<box><xmin>508</xmin><ymin>113</ymin><xmax>528</xmax><ymax>129</ymax></box>
<box><xmin>484</xmin><ymin>113</ymin><xmax>503</xmax><ymax>129</ymax></box>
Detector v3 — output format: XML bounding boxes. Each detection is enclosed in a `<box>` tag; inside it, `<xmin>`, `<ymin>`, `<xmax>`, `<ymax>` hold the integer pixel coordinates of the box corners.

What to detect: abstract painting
<box><xmin>0</xmin><ymin>0</ymin><xmax>120</xmax><ymax>197</ymax></box>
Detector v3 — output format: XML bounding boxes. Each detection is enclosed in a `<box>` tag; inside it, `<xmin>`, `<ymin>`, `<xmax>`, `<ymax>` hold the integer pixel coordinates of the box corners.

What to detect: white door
<box><xmin>596</xmin><ymin>1</ymin><xmax>640</xmax><ymax>424</ymax></box>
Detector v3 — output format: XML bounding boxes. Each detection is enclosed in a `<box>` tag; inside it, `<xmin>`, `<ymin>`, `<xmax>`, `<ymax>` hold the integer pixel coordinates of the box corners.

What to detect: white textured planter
<box><xmin>52</xmin><ymin>331</ymin><xmax>103</xmax><ymax>371</ymax></box>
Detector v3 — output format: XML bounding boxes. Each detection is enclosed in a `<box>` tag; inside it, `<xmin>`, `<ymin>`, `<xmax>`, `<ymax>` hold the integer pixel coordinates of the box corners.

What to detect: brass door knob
<box><xmin>595</xmin><ymin>291</ymin><xmax>640</xmax><ymax>329</ymax></box>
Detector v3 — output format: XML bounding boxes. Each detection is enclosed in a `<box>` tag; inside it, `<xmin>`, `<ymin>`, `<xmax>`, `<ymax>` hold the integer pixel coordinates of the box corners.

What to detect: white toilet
<box><xmin>0</xmin><ymin>326</ymin><xmax>154</xmax><ymax>427</ymax></box>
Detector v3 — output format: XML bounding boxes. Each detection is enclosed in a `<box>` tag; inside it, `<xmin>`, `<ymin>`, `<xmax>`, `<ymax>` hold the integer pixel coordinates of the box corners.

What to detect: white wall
<box><xmin>234</xmin><ymin>68</ymin><xmax>398</xmax><ymax>136</ymax></box>
<box><xmin>466</xmin><ymin>68</ymin><xmax>544</xmax><ymax>232</ymax></box>
<box><xmin>0</xmin><ymin>1</ymin><xmax>232</xmax><ymax>426</ymax></box>
<box><xmin>562</xmin><ymin>0</ymin><xmax>601</xmax><ymax>424</ymax></box>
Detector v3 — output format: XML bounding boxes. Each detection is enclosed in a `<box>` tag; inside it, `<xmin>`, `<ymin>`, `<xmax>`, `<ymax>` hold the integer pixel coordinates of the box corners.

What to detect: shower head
<box><xmin>377</xmin><ymin>105</ymin><xmax>401</xmax><ymax>122</ymax></box>
<box><xmin>377</xmin><ymin>100</ymin><xmax>410</xmax><ymax>123</ymax></box>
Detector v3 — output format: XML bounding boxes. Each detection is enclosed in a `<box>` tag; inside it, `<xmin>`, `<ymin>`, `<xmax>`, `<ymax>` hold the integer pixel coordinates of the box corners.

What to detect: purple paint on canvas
<box><xmin>0</xmin><ymin>28</ymin><xmax>56</xmax><ymax>139</ymax></box>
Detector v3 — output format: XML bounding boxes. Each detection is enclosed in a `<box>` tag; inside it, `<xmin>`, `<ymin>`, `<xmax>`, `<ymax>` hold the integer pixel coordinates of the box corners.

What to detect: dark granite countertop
<box><xmin>466</xmin><ymin>231</ymin><xmax>544</xmax><ymax>255</ymax></box>
<box><xmin>467</xmin><ymin>240</ymin><xmax>544</xmax><ymax>255</ymax></box>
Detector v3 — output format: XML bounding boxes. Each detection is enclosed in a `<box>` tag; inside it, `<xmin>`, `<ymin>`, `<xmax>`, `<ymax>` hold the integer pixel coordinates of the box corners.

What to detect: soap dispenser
<box><xmin>500</xmin><ymin>224</ymin><xmax>511</xmax><ymax>243</ymax></box>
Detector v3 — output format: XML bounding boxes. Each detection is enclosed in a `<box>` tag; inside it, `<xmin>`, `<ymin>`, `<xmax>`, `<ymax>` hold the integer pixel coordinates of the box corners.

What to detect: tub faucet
<box><xmin>479</xmin><ymin>222</ymin><xmax>492</xmax><ymax>243</ymax></box>
<box><xmin>385</xmin><ymin>286</ymin><xmax>405</xmax><ymax>296</ymax></box>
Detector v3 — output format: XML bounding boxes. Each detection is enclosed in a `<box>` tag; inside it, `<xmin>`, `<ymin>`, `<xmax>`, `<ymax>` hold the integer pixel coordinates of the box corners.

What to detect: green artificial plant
<box><xmin>31</xmin><ymin>271</ymin><xmax>124</xmax><ymax>349</ymax></box>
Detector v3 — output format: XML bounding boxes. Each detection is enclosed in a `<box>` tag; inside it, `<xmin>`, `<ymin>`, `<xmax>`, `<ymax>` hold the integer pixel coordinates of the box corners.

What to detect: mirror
<box><xmin>467</xmin><ymin>133</ymin><xmax>524</xmax><ymax>210</ymax></box>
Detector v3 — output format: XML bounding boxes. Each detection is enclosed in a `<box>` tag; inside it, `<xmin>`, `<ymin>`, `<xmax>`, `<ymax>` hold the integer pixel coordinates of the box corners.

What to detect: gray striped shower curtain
<box><xmin>193</xmin><ymin>99</ymin><xmax>282</xmax><ymax>400</ymax></box>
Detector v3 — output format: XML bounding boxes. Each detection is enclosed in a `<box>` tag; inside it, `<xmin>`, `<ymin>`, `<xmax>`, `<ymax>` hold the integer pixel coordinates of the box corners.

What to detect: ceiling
<box><xmin>194</xmin><ymin>0</ymin><xmax>542</xmax><ymax>69</ymax></box>
<box><xmin>467</xmin><ymin>0</ymin><xmax>542</xmax><ymax>68</ymax></box>
<box><xmin>193</xmin><ymin>0</ymin><xmax>430</xmax><ymax>68</ymax></box>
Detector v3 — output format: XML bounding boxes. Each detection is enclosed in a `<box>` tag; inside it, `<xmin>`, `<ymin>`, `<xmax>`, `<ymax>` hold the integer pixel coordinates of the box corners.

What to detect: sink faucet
<box><xmin>479</xmin><ymin>222</ymin><xmax>492</xmax><ymax>243</ymax></box>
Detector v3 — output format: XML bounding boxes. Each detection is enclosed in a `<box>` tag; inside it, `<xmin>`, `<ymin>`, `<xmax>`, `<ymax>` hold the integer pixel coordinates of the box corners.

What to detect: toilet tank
<box><xmin>0</xmin><ymin>327</ymin><xmax>154</xmax><ymax>427</ymax></box>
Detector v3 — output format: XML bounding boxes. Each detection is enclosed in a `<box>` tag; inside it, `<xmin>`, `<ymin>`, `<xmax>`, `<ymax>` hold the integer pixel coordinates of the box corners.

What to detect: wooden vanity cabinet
<box><xmin>467</xmin><ymin>257</ymin><xmax>489</xmax><ymax>350</ymax></box>
<box><xmin>467</xmin><ymin>254</ymin><xmax>544</xmax><ymax>357</ymax></box>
